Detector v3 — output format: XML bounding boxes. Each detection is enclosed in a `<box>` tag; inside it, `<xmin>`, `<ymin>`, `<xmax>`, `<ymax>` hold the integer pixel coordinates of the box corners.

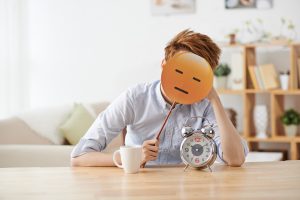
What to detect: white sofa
<box><xmin>0</xmin><ymin>102</ymin><xmax>283</xmax><ymax>167</ymax></box>
<box><xmin>0</xmin><ymin>102</ymin><xmax>123</xmax><ymax>167</ymax></box>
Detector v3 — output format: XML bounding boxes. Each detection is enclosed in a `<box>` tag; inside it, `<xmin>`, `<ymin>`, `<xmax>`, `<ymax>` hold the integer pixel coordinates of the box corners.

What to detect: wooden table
<box><xmin>0</xmin><ymin>161</ymin><xmax>300</xmax><ymax>200</ymax></box>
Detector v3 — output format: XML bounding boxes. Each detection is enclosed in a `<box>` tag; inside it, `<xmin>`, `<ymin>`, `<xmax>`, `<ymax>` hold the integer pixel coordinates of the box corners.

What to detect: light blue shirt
<box><xmin>71</xmin><ymin>80</ymin><xmax>248</xmax><ymax>165</ymax></box>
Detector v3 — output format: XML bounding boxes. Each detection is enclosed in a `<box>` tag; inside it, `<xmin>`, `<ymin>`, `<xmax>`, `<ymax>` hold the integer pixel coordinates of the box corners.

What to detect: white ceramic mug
<box><xmin>113</xmin><ymin>145</ymin><xmax>142</xmax><ymax>174</ymax></box>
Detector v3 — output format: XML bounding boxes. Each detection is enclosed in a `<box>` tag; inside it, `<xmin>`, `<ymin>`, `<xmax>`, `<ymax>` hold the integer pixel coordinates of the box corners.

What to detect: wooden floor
<box><xmin>0</xmin><ymin>161</ymin><xmax>300</xmax><ymax>200</ymax></box>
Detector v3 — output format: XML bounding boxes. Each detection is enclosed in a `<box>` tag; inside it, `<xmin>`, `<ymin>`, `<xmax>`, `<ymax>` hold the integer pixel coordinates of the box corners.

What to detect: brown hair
<box><xmin>165</xmin><ymin>29</ymin><xmax>221</xmax><ymax>70</ymax></box>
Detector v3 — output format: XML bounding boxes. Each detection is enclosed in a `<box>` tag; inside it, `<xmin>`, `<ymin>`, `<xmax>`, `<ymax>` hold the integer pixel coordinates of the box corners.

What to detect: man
<box><xmin>71</xmin><ymin>30</ymin><xmax>248</xmax><ymax>167</ymax></box>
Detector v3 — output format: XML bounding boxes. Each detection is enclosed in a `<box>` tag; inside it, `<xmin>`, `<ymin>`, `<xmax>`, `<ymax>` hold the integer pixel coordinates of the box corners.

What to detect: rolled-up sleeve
<box><xmin>71</xmin><ymin>89</ymin><xmax>135</xmax><ymax>158</ymax></box>
<box><xmin>202</xmin><ymin>100</ymin><xmax>249</xmax><ymax>164</ymax></box>
<box><xmin>213</xmin><ymin>134</ymin><xmax>249</xmax><ymax>163</ymax></box>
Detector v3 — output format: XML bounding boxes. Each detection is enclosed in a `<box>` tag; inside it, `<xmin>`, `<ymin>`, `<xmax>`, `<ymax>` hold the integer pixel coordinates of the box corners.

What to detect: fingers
<box><xmin>144</xmin><ymin>144</ymin><xmax>159</xmax><ymax>153</ymax></box>
<box><xmin>143</xmin><ymin>139</ymin><xmax>159</xmax><ymax>150</ymax></box>
<box><xmin>141</xmin><ymin>139</ymin><xmax>160</xmax><ymax>164</ymax></box>
<box><xmin>143</xmin><ymin>155</ymin><xmax>157</xmax><ymax>161</ymax></box>
<box><xmin>143</xmin><ymin>149</ymin><xmax>157</xmax><ymax>157</ymax></box>
<box><xmin>143</xmin><ymin>139</ymin><xmax>159</xmax><ymax>146</ymax></box>
<box><xmin>140</xmin><ymin>161</ymin><xmax>146</xmax><ymax>168</ymax></box>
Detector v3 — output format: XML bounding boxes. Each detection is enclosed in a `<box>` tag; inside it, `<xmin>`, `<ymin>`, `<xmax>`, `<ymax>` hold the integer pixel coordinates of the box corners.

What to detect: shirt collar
<box><xmin>155</xmin><ymin>81</ymin><xmax>167</xmax><ymax>109</ymax></box>
<box><xmin>155</xmin><ymin>81</ymin><xmax>182</xmax><ymax>110</ymax></box>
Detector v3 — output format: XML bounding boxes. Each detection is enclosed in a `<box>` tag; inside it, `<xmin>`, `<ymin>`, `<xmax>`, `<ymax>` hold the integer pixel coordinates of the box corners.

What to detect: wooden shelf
<box><xmin>245</xmin><ymin>43</ymin><xmax>294</xmax><ymax>48</ymax></box>
<box><xmin>271</xmin><ymin>90</ymin><xmax>300</xmax><ymax>95</ymax></box>
<box><xmin>294</xmin><ymin>137</ymin><xmax>300</xmax><ymax>142</ymax></box>
<box><xmin>243</xmin><ymin>89</ymin><xmax>300</xmax><ymax>94</ymax></box>
<box><xmin>217</xmin><ymin>89</ymin><xmax>244</xmax><ymax>95</ymax></box>
<box><xmin>220</xmin><ymin>43</ymin><xmax>300</xmax><ymax>160</ymax></box>
<box><xmin>218</xmin><ymin>42</ymin><xmax>300</xmax><ymax>48</ymax></box>
<box><xmin>246</xmin><ymin>137</ymin><xmax>295</xmax><ymax>143</ymax></box>
<box><xmin>245</xmin><ymin>89</ymin><xmax>269</xmax><ymax>93</ymax></box>
<box><xmin>246</xmin><ymin>136</ymin><xmax>300</xmax><ymax>144</ymax></box>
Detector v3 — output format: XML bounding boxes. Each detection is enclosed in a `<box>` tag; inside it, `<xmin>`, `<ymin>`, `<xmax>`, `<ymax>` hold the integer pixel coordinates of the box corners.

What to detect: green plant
<box><xmin>227</xmin><ymin>28</ymin><xmax>239</xmax><ymax>37</ymax></box>
<box><xmin>214</xmin><ymin>63</ymin><xmax>231</xmax><ymax>77</ymax></box>
<box><xmin>279</xmin><ymin>17</ymin><xmax>297</xmax><ymax>42</ymax></box>
<box><xmin>280</xmin><ymin>109</ymin><xmax>300</xmax><ymax>126</ymax></box>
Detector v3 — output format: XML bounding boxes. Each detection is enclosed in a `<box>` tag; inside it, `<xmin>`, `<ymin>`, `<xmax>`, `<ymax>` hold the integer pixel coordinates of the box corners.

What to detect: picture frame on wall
<box><xmin>151</xmin><ymin>0</ymin><xmax>196</xmax><ymax>16</ymax></box>
<box><xmin>225</xmin><ymin>0</ymin><xmax>273</xmax><ymax>9</ymax></box>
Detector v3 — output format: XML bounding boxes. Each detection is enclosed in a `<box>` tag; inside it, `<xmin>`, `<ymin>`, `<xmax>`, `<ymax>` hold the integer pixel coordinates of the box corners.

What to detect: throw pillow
<box><xmin>18</xmin><ymin>104</ymin><xmax>73</xmax><ymax>144</ymax></box>
<box><xmin>59</xmin><ymin>103</ymin><xmax>95</xmax><ymax>145</ymax></box>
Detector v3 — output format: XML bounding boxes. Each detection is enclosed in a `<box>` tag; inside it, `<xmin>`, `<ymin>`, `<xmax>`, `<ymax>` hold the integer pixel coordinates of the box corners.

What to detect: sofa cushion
<box><xmin>17</xmin><ymin>104</ymin><xmax>73</xmax><ymax>144</ymax></box>
<box><xmin>0</xmin><ymin>117</ymin><xmax>53</xmax><ymax>145</ymax></box>
<box><xmin>60</xmin><ymin>104</ymin><xmax>95</xmax><ymax>145</ymax></box>
<box><xmin>89</xmin><ymin>101</ymin><xmax>110</xmax><ymax>115</ymax></box>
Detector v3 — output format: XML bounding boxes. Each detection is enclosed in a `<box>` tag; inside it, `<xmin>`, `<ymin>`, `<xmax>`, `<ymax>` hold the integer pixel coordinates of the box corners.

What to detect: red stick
<box><xmin>155</xmin><ymin>101</ymin><xmax>177</xmax><ymax>139</ymax></box>
<box><xmin>141</xmin><ymin>101</ymin><xmax>177</xmax><ymax>168</ymax></box>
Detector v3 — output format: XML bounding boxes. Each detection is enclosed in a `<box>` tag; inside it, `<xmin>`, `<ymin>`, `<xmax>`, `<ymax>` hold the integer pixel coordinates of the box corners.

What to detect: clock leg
<box><xmin>207</xmin><ymin>165</ymin><xmax>212</xmax><ymax>172</ymax></box>
<box><xmin>183</xmin><ymin>164</ymin><xmax>189</xmax><ymax>172</ymax></box>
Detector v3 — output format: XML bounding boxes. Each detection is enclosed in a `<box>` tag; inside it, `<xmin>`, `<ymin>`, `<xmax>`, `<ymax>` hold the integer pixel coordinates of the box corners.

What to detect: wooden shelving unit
<box><xmin>218</xmin><ymin>43</ymin><xmax>300</xmax><ymax>160</ymax></box>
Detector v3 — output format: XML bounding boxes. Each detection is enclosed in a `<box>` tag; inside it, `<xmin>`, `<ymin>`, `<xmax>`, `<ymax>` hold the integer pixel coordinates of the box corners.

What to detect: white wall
<box><xmin>22</xmin><ymin>0</ymin><xmax>300</xmax><ymax>109</ymax></box>
<box><xmin>0</xmin><ymin>0</ymin><xmax>29</xmax><ymax>118</ymax></box>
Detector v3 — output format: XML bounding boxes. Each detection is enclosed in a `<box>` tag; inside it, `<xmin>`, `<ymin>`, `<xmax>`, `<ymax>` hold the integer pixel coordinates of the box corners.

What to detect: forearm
<box><xmin>71</xmin><ymin>152</ymin><xmax>120</xmax><ymax>167</ymax></box>
<box><xmin>209</xmin><ymin>96</ymin><xmax>245</xmax><ymax>166</ymax></box>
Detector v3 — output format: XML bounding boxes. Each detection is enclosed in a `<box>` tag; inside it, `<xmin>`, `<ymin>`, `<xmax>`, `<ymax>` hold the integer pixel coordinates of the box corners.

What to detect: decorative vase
<box><xmin>279</xmin><ymin>74</ymin><xmax>289</xmax><ymax>90</ymax></box>
<box><xmin>284</xmin><ymin>125</ymin><xmax>297</xmax><ymax>137</ymax></box>
<box><xmin>225</xmin><ymin>108</ymin><xmax>237</xmax><ymax>128</ymax></box>
<box><xmin>214</xmin><ymin>77</ymin><xmax>228</xmax><ymax>89</ymax></box>
<box><xmin>229</xmin><ymin>34</ymin><xmax>236</xmax><ymax>45</ymax></box>
<box><xmin>253</xmin><ymin>105</ymin><xmax>268</xmax><ymax>138</ymax></box>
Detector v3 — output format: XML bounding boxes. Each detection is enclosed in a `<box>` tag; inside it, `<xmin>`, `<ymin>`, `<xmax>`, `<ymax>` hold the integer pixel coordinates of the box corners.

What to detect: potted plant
<box><xmin>273</xmin><ymin>18</ymin><xmax>297</xmax><ymax>44</ymax></box>
<box><xmin>280</xmin><ymin>109</ymin><xmax>300</xmax><ymax>137</ymax></box>
<box><xmin>214</xmin><ymin>63</ymin><xmax>231</xmax><ymax>89</ymax></box>
<box><xmin>227</xmin><ymin>29</ymin><xmax>239</xmax><ymax>45</ymax></box>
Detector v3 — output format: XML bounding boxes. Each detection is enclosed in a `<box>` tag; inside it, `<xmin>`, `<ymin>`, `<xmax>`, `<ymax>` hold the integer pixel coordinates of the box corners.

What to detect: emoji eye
<box><xmin>175</xmin><ymin>69</ymin><xmax>183</xmax><ymax>74</ymax></box>
<box><xmin>193</xmin><ymin>77</ymin><xmax>201</xmax><ymax>82</ymax></box>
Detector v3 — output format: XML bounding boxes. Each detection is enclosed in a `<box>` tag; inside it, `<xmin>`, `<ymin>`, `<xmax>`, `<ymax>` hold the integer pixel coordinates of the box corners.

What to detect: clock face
<box><xmin>181</xmin><ymin>133</ymin><xmax>214</xmax><ymax>168</ymax></box>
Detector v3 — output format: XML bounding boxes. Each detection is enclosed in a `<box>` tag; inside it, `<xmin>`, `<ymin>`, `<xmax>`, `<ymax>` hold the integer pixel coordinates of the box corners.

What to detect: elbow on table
<box><xmin>226</xmin><ymin>157</ymin><xmax>245</xmax><ymax>167</ymax></box>
<box><xmin>71</xmin><ymin>157</ymin><xmax>81</xmax><ymax>167</ymax></box>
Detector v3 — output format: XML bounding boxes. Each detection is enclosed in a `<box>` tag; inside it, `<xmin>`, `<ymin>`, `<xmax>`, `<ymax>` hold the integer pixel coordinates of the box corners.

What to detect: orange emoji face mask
<box><xmin>141</xmin><ymin>52</ymin><xmax>214</xmax><ymax>168</ymax></box>
<box><xmin>161</xmin><ymin>52</ymin><xmax>213</xmax><ymax>105</ymax></box>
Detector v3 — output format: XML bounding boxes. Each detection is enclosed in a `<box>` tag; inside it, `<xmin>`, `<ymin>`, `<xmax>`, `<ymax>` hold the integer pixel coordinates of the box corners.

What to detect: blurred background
<box><xmin>1</xmin><ymin>0</ymin><xmax>300</xmax><ymax>166</ymax></box>
<box><xmin>1</xmin><ymin>0</ymin><xmax>299</xmax><ymax>116</ymax></box>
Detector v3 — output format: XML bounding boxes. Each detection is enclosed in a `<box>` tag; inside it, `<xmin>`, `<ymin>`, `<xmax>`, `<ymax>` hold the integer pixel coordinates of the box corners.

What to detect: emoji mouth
<box><xmin>193</xmin><ymin>77</ymin><xmax>201</xmax><ymax>82</ymax></box>
<box><xmin>174</xmin><ymin>87</ymin><xmax>189</xmax><ymax>94</ymax></box>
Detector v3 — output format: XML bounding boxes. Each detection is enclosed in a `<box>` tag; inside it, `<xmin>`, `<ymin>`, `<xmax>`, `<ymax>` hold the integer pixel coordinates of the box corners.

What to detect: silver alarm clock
<box><xmin>180</xmin><ymin>116</ymin><xmax>217</xmax><ymax>172</ymax></box>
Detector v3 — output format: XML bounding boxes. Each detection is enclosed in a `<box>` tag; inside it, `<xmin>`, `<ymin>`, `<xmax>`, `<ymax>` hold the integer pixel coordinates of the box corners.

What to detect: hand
<box><xmin>140</xmin><ymin>139</ymin><xmax>159</xmax><ymax>167</ymax></box>
<box><xmin>206</xmin><ymin>87</ymin><xmax>219</xmax><ymax>102</ymax></box>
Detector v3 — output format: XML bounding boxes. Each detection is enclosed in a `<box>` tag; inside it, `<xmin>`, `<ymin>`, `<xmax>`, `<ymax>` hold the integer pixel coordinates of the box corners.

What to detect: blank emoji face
<box><xmin>161</xmin><ymin>52</ymin><xmax>213</xmax><ymax>104</ymax></box>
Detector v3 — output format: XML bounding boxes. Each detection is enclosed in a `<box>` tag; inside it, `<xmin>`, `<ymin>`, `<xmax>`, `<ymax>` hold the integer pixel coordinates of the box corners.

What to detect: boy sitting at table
<box><xmin>71</xmin><ymin>29</ymin><xmax>248</xmax><ymax>167</ymax></box>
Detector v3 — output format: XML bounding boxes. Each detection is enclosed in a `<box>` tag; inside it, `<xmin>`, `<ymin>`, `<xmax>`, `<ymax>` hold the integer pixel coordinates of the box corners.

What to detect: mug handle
<box><xmin>113</xmin><ymin>150</ymin><xmax>123</xmax><ymax>168</ymax></box>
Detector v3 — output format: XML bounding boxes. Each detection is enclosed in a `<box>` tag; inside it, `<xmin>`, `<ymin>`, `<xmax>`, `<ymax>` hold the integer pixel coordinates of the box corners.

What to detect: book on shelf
<box><xmin>254</xmin><ymin>66</ymin><xmax>265</xmax><ymax>89</ymax></box>
<box><xmin>258</xmin><ymin>64</ymin><xmax>280</xmax><ymax>90</ymax></box>
<box><xmin>289</xmin><ymin>57</ymin><xmax>299</xmax><ymax>89</ymax></box>
<box><xmin>291</xmin><ymin>57</ymin><xmax>299</xmax><ymax>89</ymax></box>
<box><xmin>296</xmin><ymin>57</ymin><xmax>300</xmax><ymax>89</ymax></box>
<box><xmin>229</xmin><ymin>52</ymin><xmax>243</xmax><ymax>90</ymax></box>
<box><xmin>248</xmin><ymin>65</ymin><xmax>260</xmax><ymax>89</ymax></box>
